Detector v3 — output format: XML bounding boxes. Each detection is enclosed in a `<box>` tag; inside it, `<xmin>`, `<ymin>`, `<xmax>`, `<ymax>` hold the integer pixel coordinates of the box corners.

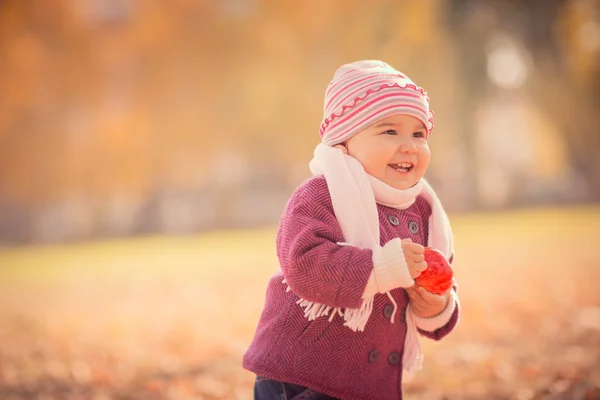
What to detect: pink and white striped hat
<box><xmin>319</xmin><ymin>60</ymin><xmax>434</xmax><ymax>146</ymax></box>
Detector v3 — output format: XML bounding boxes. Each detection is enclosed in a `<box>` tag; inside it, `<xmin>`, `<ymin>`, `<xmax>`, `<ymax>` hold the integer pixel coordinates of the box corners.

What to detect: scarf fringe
<box><xmin>283</xmin><ymin>279</ymin><xmax>398</xmax><ymax>332</ymax></box>
<box><xmin>403</xmin><ymin>305</ymin><xmax>424</xmax><ymax>372</ymax></box>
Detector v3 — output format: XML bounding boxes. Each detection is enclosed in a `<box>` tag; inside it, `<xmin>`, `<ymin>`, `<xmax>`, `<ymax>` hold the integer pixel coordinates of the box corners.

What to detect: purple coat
<box><xmin>243</xmin><ymin>176</ymin><xmax>459</xmax><ymax>400</ymax></box>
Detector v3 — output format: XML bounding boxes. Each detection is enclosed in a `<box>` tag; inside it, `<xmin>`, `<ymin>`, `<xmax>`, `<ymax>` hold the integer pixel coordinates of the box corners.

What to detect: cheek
<box><xmin>348</xmin><ymin>149</ymin><xmax>375</xmax><ymax>172</ymax></box>
<box><xmin>415</xmin><ymin>148</ymin><xmax>430</xmax><ymax>174</ymax></box>
<box><xmin>370</xmin><ymin>147</ymin><xmax>395</xmax><ymax>170</ymax></box>
<box><xmin>351</xmin><ymin>144</ymin><xmax>389</xmax><ymax>170</ymax></box>
<box><xmin>361</xmin><ymin>154</ymin><xmax>385</xmax><ymax>173</ymax></box>
<box><xmin>419</xmin><ymin>145</ymin><xmax>431</xmax><ymax>164</ymax></box>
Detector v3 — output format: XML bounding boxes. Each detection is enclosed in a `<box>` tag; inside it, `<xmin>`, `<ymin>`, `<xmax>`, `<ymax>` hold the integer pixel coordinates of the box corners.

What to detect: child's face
<box><xmin>344</xmin><ymin>114</ymin><xmax>430</xmax><ymax>190</ymax></box>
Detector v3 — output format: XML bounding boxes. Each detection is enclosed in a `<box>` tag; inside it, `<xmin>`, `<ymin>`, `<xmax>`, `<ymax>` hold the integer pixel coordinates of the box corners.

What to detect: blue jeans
<box><xmin>254</xmin><ymin>376</ymin><xmax>339</xmax><ymax>400</ymax></box>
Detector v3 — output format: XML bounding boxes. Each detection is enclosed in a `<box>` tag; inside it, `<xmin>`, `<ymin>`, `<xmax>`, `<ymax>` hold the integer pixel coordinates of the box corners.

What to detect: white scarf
<box><xmin>297</xmin><ymin>143</ymin><xmax>454</xmax><ymax>372</ymax></box>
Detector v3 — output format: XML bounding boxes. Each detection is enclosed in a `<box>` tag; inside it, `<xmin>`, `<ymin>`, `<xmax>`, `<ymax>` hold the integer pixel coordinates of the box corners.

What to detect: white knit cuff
<box><xmin>412</xmin><ymin>289</ymin><xmax>458</xmax><ymax>332</ymax></box>
<box><xmin>363</xmin><ymin>238</ymin><xmax>414</xmax><ymax>298</ymax></box>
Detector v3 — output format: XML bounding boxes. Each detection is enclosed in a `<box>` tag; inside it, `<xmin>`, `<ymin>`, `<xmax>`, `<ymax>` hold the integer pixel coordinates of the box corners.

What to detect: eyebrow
<box><xmin>373</xmin><ymin>122</ymin><xmax>396</xmax><ymax>129</ymax></box>
<box><xmin>373</xmin><ymin>121</ymin><xmax>426</xmax><ymax>131</ymax></box>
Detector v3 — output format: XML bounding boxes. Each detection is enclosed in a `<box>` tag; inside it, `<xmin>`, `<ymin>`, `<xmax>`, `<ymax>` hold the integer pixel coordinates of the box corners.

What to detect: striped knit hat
<box><xmin>319</xmin><ymin>60</ymin><xmax>434</xmax><ymax>146</ymax></box>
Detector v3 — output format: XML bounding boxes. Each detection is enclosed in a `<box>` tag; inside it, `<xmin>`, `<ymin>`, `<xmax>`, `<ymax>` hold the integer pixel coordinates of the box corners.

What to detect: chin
<box><xmin>391</xmin><ymin>177</ymin><xmax>422</xmax><ymax>190</ymax></box>
<box><xmin>389</xmin><ymin>182</ymin><xmax>414</xmax><ymax>190</ymax></box>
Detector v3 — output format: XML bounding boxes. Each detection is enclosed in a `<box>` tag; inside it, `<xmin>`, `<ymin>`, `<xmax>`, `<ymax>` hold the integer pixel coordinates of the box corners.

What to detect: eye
<box><xmin>413</xmin><ymin>131</ymin><xmax>425</xmax><ymax>138</ymax></box>
<box><xmin>383</xmin><ymin>129</ymin><xmax>397</xmax><ymax>135</ymax></box>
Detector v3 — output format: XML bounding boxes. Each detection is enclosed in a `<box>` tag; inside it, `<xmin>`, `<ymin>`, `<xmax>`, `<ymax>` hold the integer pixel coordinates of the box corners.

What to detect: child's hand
<box><xmin>402</xmin><ymin>238</ymin><xmax>427</xmax><ymax>279</ymax></box>
<box><xmin>406</xmin><ymin>284</ymin><xmax>451</xmax><ymax>318</ymax></box>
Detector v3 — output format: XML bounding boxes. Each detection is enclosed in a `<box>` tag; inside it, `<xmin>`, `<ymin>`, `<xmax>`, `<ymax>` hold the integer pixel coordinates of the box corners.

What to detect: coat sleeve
<box><xmin>276</xmin><ymin>177</ymin><xmax>374</xmax><ymax>309</ymax></box>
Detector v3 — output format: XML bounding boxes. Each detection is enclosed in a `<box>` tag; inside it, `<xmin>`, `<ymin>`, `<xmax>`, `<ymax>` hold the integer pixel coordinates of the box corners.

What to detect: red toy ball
<box><xmin>415</xmin><ymin>247</ymin><xmax>453</xmax><ymax>294</ymax></box>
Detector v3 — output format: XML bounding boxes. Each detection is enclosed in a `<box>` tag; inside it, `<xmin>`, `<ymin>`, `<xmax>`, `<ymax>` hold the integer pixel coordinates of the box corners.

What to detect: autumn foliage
<box><xmin>1</xmin><ymin>207</ymin><xmax>599</xmax><ymax>399</ymax></box>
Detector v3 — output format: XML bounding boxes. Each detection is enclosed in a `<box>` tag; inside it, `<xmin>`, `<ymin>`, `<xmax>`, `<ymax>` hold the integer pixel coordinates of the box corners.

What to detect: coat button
<box><xmin>368</xmin><ymin>349</ymin><xmax>379</xmax><ymax>363</ymax></box>
<box><xmin>408</xmin><ymin>221</ymin><xmax>419</xmax><ymax>234</ymax></box>
<box><xmin>388</xmin><ymin>351</ymin><xmax>400</xmax><ymax>365</ymax></box>
<box><xmin>383</xmin><ymin>304</ymin><xmax>394</xmax><ymax>319</ymax></box>
<box><xmin>387</xmin><ymin>215</ymin><xmax>400</xmax><ymax>226</ymax></box>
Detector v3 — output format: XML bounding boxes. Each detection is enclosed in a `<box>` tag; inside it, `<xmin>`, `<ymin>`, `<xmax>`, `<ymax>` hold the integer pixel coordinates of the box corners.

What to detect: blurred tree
<box><xmin>0</xmin><ymin>0</ymin><xmax>598</xmax><ymax>243</ymax></box>
<box><xmin>446</xmin><ymin>0</ymin><xmax>600</xmax><ymax>203</ymax></box>
<box><xmin>443</xmin><ymin>0</ymin><xmax>491</xmax><ymax>209</ymax></box>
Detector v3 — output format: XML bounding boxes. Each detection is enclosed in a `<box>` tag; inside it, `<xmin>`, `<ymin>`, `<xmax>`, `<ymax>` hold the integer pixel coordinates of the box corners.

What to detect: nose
<box><xmin>398</xmin><ymin>138</ymin><xmax>417</xmax><ymax>154</ymax></box>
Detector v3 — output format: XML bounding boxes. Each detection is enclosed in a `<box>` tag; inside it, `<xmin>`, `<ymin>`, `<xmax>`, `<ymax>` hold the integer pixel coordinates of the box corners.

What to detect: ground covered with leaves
<box><xmin>0</xmin><ymin>206</ymin><xmax>599</xmax><ymax>400</ymax></box>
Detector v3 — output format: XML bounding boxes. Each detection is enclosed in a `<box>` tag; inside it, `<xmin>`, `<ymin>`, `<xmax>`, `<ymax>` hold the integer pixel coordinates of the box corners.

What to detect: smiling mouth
<box><xmin>389</xmin><ymin>162</ymin><xmax>414</xmax><ymax>173</ymax></box>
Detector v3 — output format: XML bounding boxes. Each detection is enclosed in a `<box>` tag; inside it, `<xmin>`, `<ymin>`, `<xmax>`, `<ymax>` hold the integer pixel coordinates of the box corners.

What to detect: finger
<box><xmin>409</xmin><ymin>264</ymin><xmax>421</xmax><ymax>279</ymax></box>
<box><xmin>408</xmin><ymin>262</ymin><xmax>426</xmax><ymax>280</ymax></box>
<box><xmin>410</xmin><ymin>284</ymin><xmax>428</xmax><ymax>299</ymax></box>
<box><xmin>411</xmin><ymin>253</ymin><xmax>425</xmax><ymax>263</ymax></box>
<box><xmin>405</xmin><ymin>286</ymin><xmax>417</xmax><ymax>296</ymax></box>
<box><xmin>417</xmin><ymin>285</ymin><xmax>433</xmax><ymax>298</ymax></box>
<box><xmin>406</xmin><ymin>286</ymin><xmax>425</xmax><ymax>303</ymax></box>
<box><xmin>401</xmin><ymin>239</ymin><xmax>412</xmax><ymax>253</ymax></box>
<box><xmin>408</xmin><ymin>242</ymin><xmax>425</xmax><ymax>254</ymax></box>
<box><xmin>402</xmin><ymin>239</ymin><xmax>418</xmax><ymax>256</ymax></box>
<box><xmin>423</xmin><ymin>291</ymin><xmax>450</xmax><ymax>312</ymax></box>
<box><xmin>413</xmin><ymin>261</ymin><xmax>428</xmax><ymax>273</ymax></box>
<box><xmin>417</xmin><ymin>286</ymin><xmax>446</xmax><ymax>305</ymax></box>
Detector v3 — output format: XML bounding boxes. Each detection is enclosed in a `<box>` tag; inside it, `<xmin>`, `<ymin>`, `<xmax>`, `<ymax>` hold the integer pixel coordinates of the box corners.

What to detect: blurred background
<box><xmin>1</xmin><ymin>0</ymin><xmax>599</xmax><ymax>244</ymax></box>
<box><xmin>0</xmin><ymin>1</ymin><xmax>599</xmax><ymax>399</ymax></box>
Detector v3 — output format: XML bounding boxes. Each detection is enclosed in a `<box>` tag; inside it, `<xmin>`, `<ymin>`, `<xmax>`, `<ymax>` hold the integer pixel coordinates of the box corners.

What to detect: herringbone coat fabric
<box><xmin>243</xmin><ymin>176</ymin><xmax>459</xmax><ymax>400</ymax></box>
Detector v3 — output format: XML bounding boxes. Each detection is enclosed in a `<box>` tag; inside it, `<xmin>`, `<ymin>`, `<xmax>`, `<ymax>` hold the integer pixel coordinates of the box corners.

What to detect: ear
<box><xmin>333</xmin><ymin>144</ymin><xmax>349</xmax><ymax>155</ymax></box>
